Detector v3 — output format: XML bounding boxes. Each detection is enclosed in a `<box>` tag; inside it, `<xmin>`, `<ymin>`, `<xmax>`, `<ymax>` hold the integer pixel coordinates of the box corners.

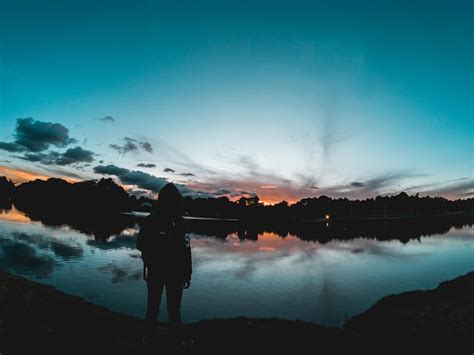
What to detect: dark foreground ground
<box><xmin>0</xmin><ymin>270</ymin><xmax>472</xmax><ymax>353</ymax></box>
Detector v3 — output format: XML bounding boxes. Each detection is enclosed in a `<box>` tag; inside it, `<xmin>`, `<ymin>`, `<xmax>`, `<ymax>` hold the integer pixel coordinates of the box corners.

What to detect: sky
<box><xmin>0</xmin><ymin>0</ymin><xmax>473</xmax><ymax>203</ymax></box>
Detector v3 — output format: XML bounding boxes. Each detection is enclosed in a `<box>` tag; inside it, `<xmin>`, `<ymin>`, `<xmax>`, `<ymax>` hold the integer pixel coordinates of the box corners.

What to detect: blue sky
<box><xmin>0</xmin><ymin>0</ymin><xmax>472</xmax><ymax>202</ymax></box>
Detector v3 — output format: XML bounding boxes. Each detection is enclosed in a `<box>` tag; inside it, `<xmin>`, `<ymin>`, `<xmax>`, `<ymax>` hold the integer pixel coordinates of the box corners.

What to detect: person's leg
<box><xmin>145</xmin><ymin>279</ymin><xmax>164</xmax><ymax>338</ymax></box>
<box><xmin>165</xmin><ymin>280</ymin><xmax>184</xmax><ymax>336</ymax></box>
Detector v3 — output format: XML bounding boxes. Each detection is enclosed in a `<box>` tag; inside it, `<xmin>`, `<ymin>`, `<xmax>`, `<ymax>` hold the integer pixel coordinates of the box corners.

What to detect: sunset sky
<box><xmin>0</xmin><ymin>0</ymin><xmax>472</xmax><ymax>203</ymax></box>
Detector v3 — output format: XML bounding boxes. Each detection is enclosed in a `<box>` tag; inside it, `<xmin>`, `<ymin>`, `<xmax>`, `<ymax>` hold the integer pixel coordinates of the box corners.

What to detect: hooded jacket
<box><xmin>136</xmin><ymin>183</ymin><xmax>192</xmax><ymax>282</ymax></box>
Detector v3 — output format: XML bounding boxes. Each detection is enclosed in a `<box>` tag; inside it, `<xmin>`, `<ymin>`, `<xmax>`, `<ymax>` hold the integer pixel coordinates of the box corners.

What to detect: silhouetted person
<box><xmin>136</xmin><ymin>183</ymin><xmax>192</xmax><ymax>345</ymax></box>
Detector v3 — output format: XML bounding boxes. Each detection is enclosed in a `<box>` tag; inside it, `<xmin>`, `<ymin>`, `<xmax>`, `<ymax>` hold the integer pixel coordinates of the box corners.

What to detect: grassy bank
<box><xmin>0</xmin><ymin>269</ymin><xmax>472</xmax><ymax>352</ymax></box>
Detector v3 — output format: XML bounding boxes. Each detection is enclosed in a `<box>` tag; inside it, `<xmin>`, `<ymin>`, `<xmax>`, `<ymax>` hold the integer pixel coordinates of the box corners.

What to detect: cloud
<box><xmin>110</xmin><ymin>137</ymin><xmax>153</xmax><ymax>155</ymax></box>
<box><xmin>19</xmin><ymin>146</ymin><xmax>94</xmax><ymax>166</ymax></box>
<box><xmin>93</xmin><ymin>164</ymin><xmax>210</xmax><ymax>197</ymax></box>
<box><xmin>93</xmin><ymin>164</ymin><xmax>130</xmax><ymax>176</ymax></box>
<box><xmin>93</xmin><ymin>164</ymin><xmax>169</xmax><ymax>192</ymax></box>
<box><xmin>39</xmin><ymin>166</ymin><xmax>83</xmax><ymax>180</ymax></box>
<box><xmin>140</xmin><ymin>141</ymin><xmax>153</xmax><ymax>153</ymax></box>
<box><xmin>96</xmin><ymin>115</ymin><xmax>115</xmax><ymax>123</ymax></box>
<box><xmin>0</xmin><ymin>118</ymin><xmax>92</xmax><ymax>168</ymax></box>
<box><xmin>310</xmin><ymin>171</ymin><xmax>429</xmax><ymax>199</ymax></box>
<box><xmin>9</xmin><ymin>118</ymin><xmax>75</xmax><ymax>152</ymax></box>
<box><xmin>19</xmin><ymin>152</ymin><xmax>60</xmax><ymax>164</ymax></box>
<box><xmin>212</xmin><ymin>188</ymin><xmax>232</xmax><ymax>196</ymax></box>
<box><xmin>55</xmin><ymin>147</ymin><xmax>94</xmax><ymax>165</ymax></box>
<box><xmin>0</xmin><ymin>142</ymin><xmax>25</xmax><ymax>152</ymax></box>
<box><xmin>110</xmin><ymin>137</ymin><xmax>138</xmax><ymax>155</ymax></box>
<box><xmin>356</xmin><ymin>172</ymin><xmax>426</xmax><ymax>194</ymax></box>
<box><xmin>119</xmin><ymin>170</ymin><xmax>169</xmax><ymax>192</ymax></box>
<box><xmin>415</xmin><ymin>179</ymin><xmax>474</xmax><ymax>198</ymax></box>
<box><xmin>137</xmin><ymin>163</ymin><xmax>157</xmax><ymax>168</ymax></box>
<box><xmin>161</xmin><ymin>167</ymin><xmax>195</xmax><ymax>177</ymax></box>
<box><xmin>152</xmin><ymin>140</ymin><xmax>215</xmax><ymax>176</ymax></box>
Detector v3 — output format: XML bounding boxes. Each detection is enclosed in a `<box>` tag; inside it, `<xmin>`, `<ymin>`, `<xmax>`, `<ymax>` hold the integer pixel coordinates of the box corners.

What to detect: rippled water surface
<box><xmin>1</xmin><ymin>208</ymin><xmax>473</xmax><ymax>326</ymax></box>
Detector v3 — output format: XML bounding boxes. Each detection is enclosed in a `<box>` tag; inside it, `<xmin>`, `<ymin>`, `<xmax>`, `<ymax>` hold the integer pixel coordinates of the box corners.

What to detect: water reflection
<box><xmin>0</xmin><ymin>208</ymin><xmax>473</xmax><ymax>326</ymax></box>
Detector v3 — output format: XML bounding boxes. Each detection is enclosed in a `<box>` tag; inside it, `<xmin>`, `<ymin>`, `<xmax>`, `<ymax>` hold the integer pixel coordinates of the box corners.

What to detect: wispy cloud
<box><xmin>137</xmin><ymin>163</ymin><xmax>156</xmax><ymax>168</ymax></box>
<box><xmin>18</xmin><ymin>146</ymin><xmax>94</xmax><ymax>166</ymax></box>
<box><xmin>94</xmin><ymin>115</ymin><xmax>115</xmax><ymax>123</ymax></box>
<box><xmin>110</xmin><ymin>137</ymin><xmax>153</xmax><ymax>155</ymax></box>
<box><xmin>413</xmin><ymin>178</ymin><xmax>474</xmax><ymax>199</ymax></box>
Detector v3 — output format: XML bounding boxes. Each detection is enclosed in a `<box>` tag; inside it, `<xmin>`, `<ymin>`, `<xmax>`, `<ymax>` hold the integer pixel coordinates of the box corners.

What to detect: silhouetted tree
<box><xmin>0</xmin><ymin>176</ymin><xmax>14</xmax><ymax>210</ymax></box>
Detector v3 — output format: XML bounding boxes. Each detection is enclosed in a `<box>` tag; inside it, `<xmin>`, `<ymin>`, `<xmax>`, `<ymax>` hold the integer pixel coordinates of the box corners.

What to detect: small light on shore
<box><xmin>325</xmin><ymin>214</ymin><xmax>330</xmax><ymax>220</ymax></box>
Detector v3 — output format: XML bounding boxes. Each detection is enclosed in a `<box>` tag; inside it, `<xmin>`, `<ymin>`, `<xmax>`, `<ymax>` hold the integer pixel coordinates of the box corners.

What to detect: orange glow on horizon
<box><xmin>0</xmin><ymin>165</ymin><xmax>79</xmax><ymax>184</ymax></box>
<box><xmin>0</xmin><ymin>206</ymin><xmax>31</xmax><ymax>224</ymax></box>
<box><xmin>0</xmin><ymin>165</ymin><xmax>316</xmax><ymax>205</ymax></box>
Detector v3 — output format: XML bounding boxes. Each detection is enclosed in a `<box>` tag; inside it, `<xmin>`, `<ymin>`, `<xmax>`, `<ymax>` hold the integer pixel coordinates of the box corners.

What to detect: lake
<box><xmin>0</xmin><ymin>207</ymin><xmax>473</xmax><ymax>326</ymax></box>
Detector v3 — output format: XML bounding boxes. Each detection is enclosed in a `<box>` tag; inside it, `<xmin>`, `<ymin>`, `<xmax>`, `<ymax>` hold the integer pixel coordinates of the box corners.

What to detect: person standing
<box><xmin>136</xmin><ymin>183</ymin><xmax>192</xmax><ymax>346</ymax></box>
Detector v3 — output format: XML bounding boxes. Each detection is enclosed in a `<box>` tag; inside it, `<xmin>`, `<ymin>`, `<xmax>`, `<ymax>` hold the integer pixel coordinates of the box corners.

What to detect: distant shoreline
<box><xmin>0</xmin><ymin>269</ymin><xmax>472</xmax><ymax>352</ymax></box>
<box><xmin>123</xmin><ymin>210</ymin><xmax>472</xmax><ymax>222</ymax></box>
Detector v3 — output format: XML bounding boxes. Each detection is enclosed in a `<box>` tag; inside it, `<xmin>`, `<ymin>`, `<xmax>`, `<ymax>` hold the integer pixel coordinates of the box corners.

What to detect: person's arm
<box><xmin>184</xmin><ymin>234</ymin><xmax>192</xmax><ymax>281</ymax></box>
<box><xmin>183</xmin><ymin>219</ymin><xmax>192</xmax><ymax>288</ymax></box>
<box><xmin>136</xmin><ymin>224</ymin><xmax>147</xmax><ymax>251</ymax></box>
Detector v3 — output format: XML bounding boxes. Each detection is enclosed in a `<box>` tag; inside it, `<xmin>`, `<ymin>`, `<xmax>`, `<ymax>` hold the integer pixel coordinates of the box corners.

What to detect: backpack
<box><xmin>136</xmin><ymin>215</ymin><xmax>191</xmax><ymax>281</ymax></box>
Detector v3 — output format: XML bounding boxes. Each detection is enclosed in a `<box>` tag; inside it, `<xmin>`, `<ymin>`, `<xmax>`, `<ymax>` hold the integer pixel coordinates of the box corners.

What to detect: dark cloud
<box><xmin>350</xmin><ymin>181</ymin><xmax>365</xmax><ymax>187</ymax></box>
<box><xmin>137</xmin><ymin>163</ymin><xmax>157</xmax><ymax>168</ymax></box>
<box><xmin>15</xmin><ymin>118</ymin><xmax>75</xmax><ymax>152</ymax></box>
<box><xmin>98</xmin><ymin>115</ymin><xmax>115</xmax><ymax>123</ymax></box>
<box><xmin>140</xmin><ymin>141</ymin><xmax>153</xmax><ymax>153</ymax></box>
<box><xmin>18</xmin><ymin>146</ymin><xmax>94</xmax><ymax>166</ymax></box>
<box><xmin>93</xmin><ymin>164</ymin><xmax>204</xmax><ymax>197</ymax></box>
<box><xmin>94</xmin><ymin>164</ymin><xmax>129</xmax><ymax>176</ymax></box>
<box><xmin>93</xmin><ymin>164</ymin><xmax>168</xmax><ymax>192</ymax></box>
<box><xmin>110</xmin><ymin>137</ymin><xmax>153</xmax><ymax>155</ymax></box>
<box><xmin>212</xmin><ymin>188</ymin><xmax>232</xmax><ymax>196</ymax></box>
<box><xmin>0</xmin><ymin>142</ymin><xmax>25</xmax><ymax>152</ymax></box>
<box><xmin>163</xmin><ymin>168</ymin><xmax>175</xmax><ymax>173</ymax></box>
<box><xmin>110</xmin><ymin>137</ymin><xmax>138</xmax><ymax>155</ymax></box>
<box><xmin>0</xmin><ymin>118</ymin><xmax>93</xmax><ymax>168</ymax></box>
<box><xmin>180</xmin><ymin>172</ymin><xmax>195</xmax><ymax>177</ymax></box>
<box><xmin>120</xmin><ymin>170</ymin><xmax>169</xmax><ymax>192</ymax></box>
<box><xmin>19</xmin><ymin>151</ymin><xmax>60</xmax><ymax>164</ymax></box>
<box><xmin>56</xmin><ymin>147</ymin><xmax>94</xmax><ymax>165</ymax></box>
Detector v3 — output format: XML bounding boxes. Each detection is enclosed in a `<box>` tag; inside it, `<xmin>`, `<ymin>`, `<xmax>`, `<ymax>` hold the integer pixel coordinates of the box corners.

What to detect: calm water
<box><xmin>0</xmin><ymin>207</ymin><xmax>473</xmax><ymax>326</ymax></box>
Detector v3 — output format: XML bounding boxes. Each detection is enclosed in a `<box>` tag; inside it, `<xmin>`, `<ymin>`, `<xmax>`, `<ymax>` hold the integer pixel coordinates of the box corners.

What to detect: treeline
<box><xmin>184</xmin><ymin>193</ymin><xmax>474</xmax><ymax>221</ymax></box>
<box><xmin>0</xmin><ymin>176</ymin><xmax>473</xmax><ymax>221</ymax></box>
